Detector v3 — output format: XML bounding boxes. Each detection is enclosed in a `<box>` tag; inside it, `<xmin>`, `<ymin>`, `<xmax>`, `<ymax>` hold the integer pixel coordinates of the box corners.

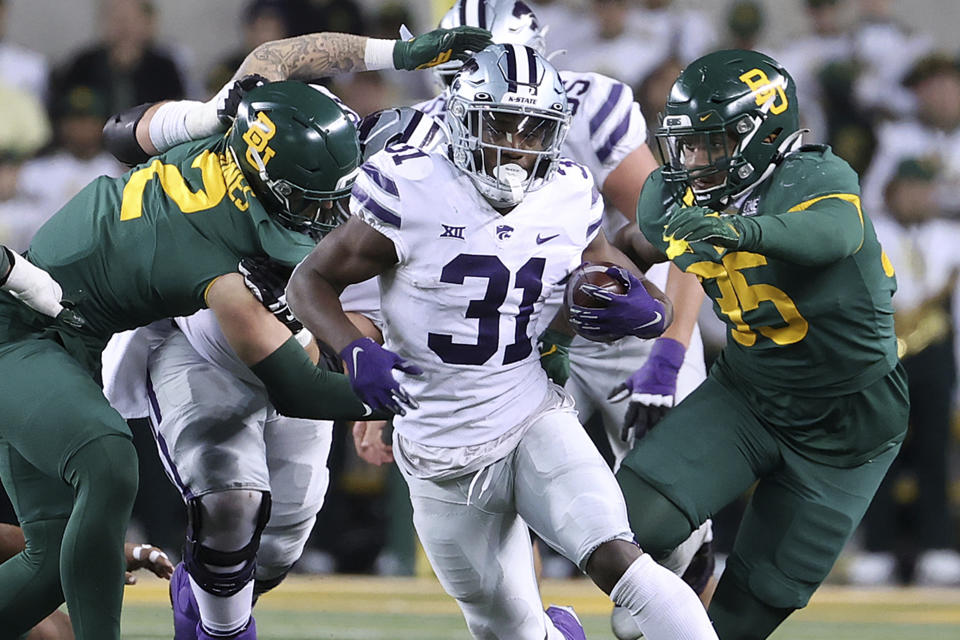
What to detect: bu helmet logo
<box><xmin>738</xmin><ymin>68</ymin><xmax>789</xmax><ymax>115</ymax></box>
<box><xmin>242</xmin><ymin>111</ymin><xmax>277</xmax><ymax>169</ymax></box>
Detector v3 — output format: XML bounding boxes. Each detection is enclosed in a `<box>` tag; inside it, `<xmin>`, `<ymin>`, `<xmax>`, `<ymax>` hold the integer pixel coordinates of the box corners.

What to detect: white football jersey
<box><xmin>416</xmin><ymin>70</ymin><xmax>646</xmax><ymax>189</ymax></box>
<box><xmin>353</xmin><ymin>144</ymin><xmax>603</xmax><ymax>447</ymax></box>
<box><xmin>557</xmin><ymin>70</ymin><xmax>647</xmax><ymax>188</ymax></box>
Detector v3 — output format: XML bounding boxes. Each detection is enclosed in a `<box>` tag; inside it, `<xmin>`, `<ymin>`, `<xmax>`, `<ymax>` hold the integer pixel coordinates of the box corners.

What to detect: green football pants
<box><xmin>617</xmin><ymin>365</ymin><xmax>906</xmax><ymax>614</ymax></box>
<box><xmin>0</xmin><ymin>338</ymin><xmax>137</xmax><ymax>640</ymax></box>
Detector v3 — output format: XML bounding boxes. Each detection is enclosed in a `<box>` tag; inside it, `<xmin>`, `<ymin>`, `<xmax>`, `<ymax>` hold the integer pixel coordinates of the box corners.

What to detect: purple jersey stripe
<box><xmin>596</xmin><ymin>109</ymin><xmax>632</xmax><ymax>163</ymax></box>
<box><xmin>361</xmin><ymin>164</ymin><xmax>399</xmax><ymax>197</ymax></box>
<box><xmin>589</xmin><ymin>82</ymin><xmax>625</xmax><ymax>136</ymax></box>
<box><xmin>353</xmin><ymin>184</ymin><xmax>401</xmax><ymax>227</ymax></box>
<box><xmin>146</xmin><ymin>372</ymin><xmax>194</xmax><ymax>500</ymax></box>
<box><xmin>587</xmin><ymin>216</ymin><xmax>603</xmax><ymax>237</ymax></box>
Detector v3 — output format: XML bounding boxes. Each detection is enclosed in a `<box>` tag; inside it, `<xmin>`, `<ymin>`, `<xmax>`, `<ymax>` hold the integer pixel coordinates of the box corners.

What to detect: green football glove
<box><xmin>665</xmin><ymin>206</ymin><xmax>746</xmax><ymax>249</ymax></box>
<box><xmin>538</xmin><ymin>329</ymin><xmax>573</xmax><ymax>386</ymax></box>
<box><xmin>393</xmin><ymin>26</ymin><xmax>493</xmax><ymax>71</ymax></box>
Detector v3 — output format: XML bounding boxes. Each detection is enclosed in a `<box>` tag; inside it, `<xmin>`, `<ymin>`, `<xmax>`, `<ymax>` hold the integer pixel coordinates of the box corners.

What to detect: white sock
<box><xmin>189</xmin><ymin>575</ymin><xmax>254</xmax><ymax>636</ymax></box>
<box><xmin>610</xmin><ymin>554</ymin><xmax>718</xmax><ymax>640</ymax></box>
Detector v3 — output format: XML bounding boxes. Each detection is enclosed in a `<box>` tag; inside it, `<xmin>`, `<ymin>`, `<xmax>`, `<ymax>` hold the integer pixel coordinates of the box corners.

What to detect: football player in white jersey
<box><xmin>287</xmin><ymin>43</ymin><xmax>718</xmax><ymax>640</ymax></box>
<box><xmin>418</xmin><ymin>0</ymin><xmax>707</xmax><ymax>476</ymax></box>
<box><xmin>414</xmin><ymin>1</ymin><xmax>716</xmax><ymax>627</ymax></box>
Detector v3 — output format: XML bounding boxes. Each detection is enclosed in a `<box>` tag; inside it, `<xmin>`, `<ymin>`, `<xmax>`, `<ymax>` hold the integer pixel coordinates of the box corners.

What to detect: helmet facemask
<box><xmin>656</xmin><ymin>50</ymin><xmax>803</xmax><ymax>210</ymax></box>
<box><xmin>446</xmin><ymin>44</ymin><xmax>570</xmax><ymax>208</ymax></box>
<box><xmin>230</xmin><ymin>141</ymin><xmax>359</xmax><ymax>241</ymax></box>
<box><xmin>450</xmin><ymin>98</ymin><xmax>567</xmax><ymax>207</ymax></box>
<box><xmin>657</xmin><ymin>115</ymin><xmax>754</xmax><ymax>208</ymax></box>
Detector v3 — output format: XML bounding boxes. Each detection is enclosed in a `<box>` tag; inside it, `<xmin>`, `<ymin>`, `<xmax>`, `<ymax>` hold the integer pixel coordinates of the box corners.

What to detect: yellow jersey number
<box><xmin>120</xmin><ymin>150</ymin><xmax>227</xmax><ymax>221</ymax></box>
<box><xmin>686</xmin><ymin>251</ymin><xmax>808</xmax><ymax>347</ymax></box>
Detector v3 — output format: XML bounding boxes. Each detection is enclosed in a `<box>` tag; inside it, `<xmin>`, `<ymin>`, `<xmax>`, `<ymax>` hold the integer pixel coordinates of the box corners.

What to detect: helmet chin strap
<box><xmin>723</xmin><ymin>128</ymin><xmax>807</xmax><ymax>206</ymax></box>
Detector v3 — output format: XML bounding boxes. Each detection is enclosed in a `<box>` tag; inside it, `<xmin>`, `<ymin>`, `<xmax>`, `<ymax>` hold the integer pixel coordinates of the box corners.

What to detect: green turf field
<box><xmin>119</xmin><ymin>575</ymin><xmax>960</xmax><ymax>639</ymax></box>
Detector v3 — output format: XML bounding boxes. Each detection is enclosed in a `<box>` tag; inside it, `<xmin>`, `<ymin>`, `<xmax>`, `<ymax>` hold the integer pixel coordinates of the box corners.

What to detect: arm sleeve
<box><xmin>739</xmin><ymin>194</ymin><xmax>865</xmax><ymax>266</ymax></box>
<box><xmin>250</xmin><ymin>335</ymin><xmax>389</xmax><ymax>420</ymax></box>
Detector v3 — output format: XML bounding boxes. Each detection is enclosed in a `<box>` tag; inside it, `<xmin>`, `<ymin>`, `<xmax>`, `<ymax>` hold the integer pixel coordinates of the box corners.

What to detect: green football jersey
<box><xmin>638</xmin><ymin>147</ymin><xmax>899</xmax><ymax>399</ymax></box>
<box><xmin>22</xmin><ymin>135</ymin><xmax>315</xmax><ymax>340</ymax></box>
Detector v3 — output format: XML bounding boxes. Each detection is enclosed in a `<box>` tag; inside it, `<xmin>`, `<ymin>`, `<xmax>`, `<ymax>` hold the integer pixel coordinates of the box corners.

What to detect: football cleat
<box><xmin>170</xmin><ymin>562</ymin><xmax>201</xmax><ymax>640</ymax></box>
<box><xmin>546</xmin><ymin>604</ymin><xmax>587</xmax><ymax>640</ymax></box>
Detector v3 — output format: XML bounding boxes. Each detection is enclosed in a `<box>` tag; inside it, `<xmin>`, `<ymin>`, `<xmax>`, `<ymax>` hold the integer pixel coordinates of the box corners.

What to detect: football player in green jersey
<box><xmin>0</xmin><ymin>24</ymin><xmax>493</xmax><ymax>638</ymax></box>
<box><xmin>583</xmin><ymin>50</ymin><xmax>908</xmax><ymax>640</ymax></box>
<box><xmin>0</xmin><ymin>80</ymin><xmax>371</xmax><ymax>640</ymax></box>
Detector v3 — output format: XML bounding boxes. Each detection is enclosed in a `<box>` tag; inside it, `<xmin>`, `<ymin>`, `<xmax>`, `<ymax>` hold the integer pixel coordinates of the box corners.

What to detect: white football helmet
<box><xmin>434</xmin><ymin>0</ymin><xmax>547</xmax><ymax>89</ymax></box>
<box><xmin>446</xmin><ymin>44</ymin><xmax>570</xmax><ymax>207</ymax></box>
<box><xmin>357</xmin><ymin>107</ymin><xmax>450</xmax><ymax>161</ymax></box>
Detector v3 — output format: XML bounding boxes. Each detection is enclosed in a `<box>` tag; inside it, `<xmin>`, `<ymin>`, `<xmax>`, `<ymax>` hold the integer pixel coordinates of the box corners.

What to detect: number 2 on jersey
<box><xmin>120</xmin><ymin>151</ymin><xmax>227</xmax><ymax>221</ymax></box>
<box><xmin>428</xmin><ymin>254</ymin><xmax>545</xmax><ymax>365</ymax></box>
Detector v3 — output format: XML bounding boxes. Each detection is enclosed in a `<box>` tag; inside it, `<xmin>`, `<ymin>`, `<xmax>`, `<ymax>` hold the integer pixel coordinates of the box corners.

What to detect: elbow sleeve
<box><xmin>102</xmin><ymin>102</ymin><xmax>153</xmax><ymax>166</ymax></box>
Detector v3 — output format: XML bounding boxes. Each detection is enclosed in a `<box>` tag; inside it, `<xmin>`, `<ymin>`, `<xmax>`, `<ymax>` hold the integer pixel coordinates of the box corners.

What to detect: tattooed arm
<box><xmin>131</xmin><ymin>33</ymin><xmax>368</xmax><ymax>156</ymax></box>
<box><xmin>119</xmin><ymin>27</ymin><xmax>490</xmax><ymax>158</ymax></box>
<box><xmin>235</xmin><ymin>33</ymin><xmax>369</xmax><ymax>81</ymax></box>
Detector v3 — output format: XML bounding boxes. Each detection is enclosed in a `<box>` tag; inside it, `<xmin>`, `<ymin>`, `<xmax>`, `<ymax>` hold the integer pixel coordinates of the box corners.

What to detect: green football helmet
<box><xmin>656</xmin><ymin>49</ymin><xmax>802</xmax><ymax>209</ymax></box>
<box><xmin>227</xmin><ymin>80</ymin><xmax>361</xmax><ymax>239</ymax></box>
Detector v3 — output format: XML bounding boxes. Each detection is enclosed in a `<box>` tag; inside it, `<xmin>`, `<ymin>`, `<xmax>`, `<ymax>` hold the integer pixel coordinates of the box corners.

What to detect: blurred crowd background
<box><xmin>1</xmin><ymin>0</ymin><xmax>959</xmax><ymax>588</ymax></box>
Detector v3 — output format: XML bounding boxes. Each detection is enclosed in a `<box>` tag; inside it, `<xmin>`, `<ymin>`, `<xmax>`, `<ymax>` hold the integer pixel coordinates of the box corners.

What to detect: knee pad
<box><xmin>256</xmin><ymin>516</ymin><xmax>316</xmax><ymax>581</ymax></box>
<box><xmin>184</xmin><ymin>492</ymin><xmax>271</xmax><ymax>597</ymax></box>
<box><xmin>615</xmin><ymin>466</ymin><xmax>694</xmax><ymax>557</ymax></box>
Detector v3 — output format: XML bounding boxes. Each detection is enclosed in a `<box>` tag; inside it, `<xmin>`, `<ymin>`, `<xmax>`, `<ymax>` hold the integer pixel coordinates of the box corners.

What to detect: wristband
<box><xmin>649</xmin><ymin>337</ymin><xmax>685</xmax><ymax>370</ymax></box>
<box><xmin>364</xmin><ymin>38</ymin><xmax>397</xmax><ymax>71</ymax></box>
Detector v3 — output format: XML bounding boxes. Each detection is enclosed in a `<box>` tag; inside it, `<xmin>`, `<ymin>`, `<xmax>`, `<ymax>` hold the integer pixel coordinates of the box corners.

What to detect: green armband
<box><xmin>250</xmin><ymin>336</ymin><xmax>388</xmax><ymax>421</ymax></box>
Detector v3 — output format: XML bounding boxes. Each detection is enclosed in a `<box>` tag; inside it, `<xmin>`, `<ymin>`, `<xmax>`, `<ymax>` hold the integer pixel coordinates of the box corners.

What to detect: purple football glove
<box><xmin>608</xmin><ymin>337</ymin><xmax>685</xmax><ymax>442</ymax></box>
<box><xmin>568</xmin><ymin>266</ymin><xmax>668</xmax><ymax>341</ymax></box>
<box><xmin>340</xmin><ymin>337</ymin><xmax>423</xmax><ymax>416</ymax></box>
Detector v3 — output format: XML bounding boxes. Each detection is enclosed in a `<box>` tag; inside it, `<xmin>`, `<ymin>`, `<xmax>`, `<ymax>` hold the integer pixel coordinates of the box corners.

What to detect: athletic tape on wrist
<box><xmin>364</xmin><ymin>38</ymin><xmax>397</xmax><ymax>70</ymax></box>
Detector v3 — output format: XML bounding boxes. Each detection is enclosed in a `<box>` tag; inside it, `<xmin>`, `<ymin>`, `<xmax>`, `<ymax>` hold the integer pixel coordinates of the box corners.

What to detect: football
<box><xmin>564</xmin><ymin>261</ymin><xmax>626</xmax><ymax>309</ymax></box>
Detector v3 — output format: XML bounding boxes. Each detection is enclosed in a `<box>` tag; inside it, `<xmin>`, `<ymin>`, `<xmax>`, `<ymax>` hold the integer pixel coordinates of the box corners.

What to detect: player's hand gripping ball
<box><xmin>564</xmin><ymin>261</ymin><xmax>625</xmax><ymax>343</ymax></box>
<box><xmin>566</xmin><ymin>262</ymin><xmax>668</xmax><ymax>342</ymax></box>
<box><xmin>565</xmin><ymin>261</ymin><xmax>627</xmax><ymax>308</ymax></box>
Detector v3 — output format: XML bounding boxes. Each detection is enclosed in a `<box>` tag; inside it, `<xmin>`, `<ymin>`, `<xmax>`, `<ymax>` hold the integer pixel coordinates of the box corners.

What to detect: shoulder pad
<box><xmin>373</xmin><ymin>142</ymin><xmax>438</xmax><ymax>182</ymax></box>
<box><xmin>102</xmin><ymin>102</ymin><xmax>153</xmax><ymax>166</ymax></box>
